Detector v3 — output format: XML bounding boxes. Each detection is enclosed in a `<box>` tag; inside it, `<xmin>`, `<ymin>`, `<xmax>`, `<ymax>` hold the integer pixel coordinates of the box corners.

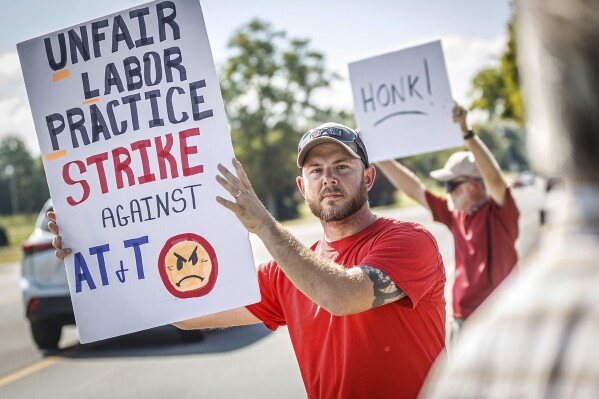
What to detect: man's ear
<box><xmin>296</xmin><ymin>175</ymin><xmax>306</xmax><ymax>197</ymax></box>
<box><xmin>364</xmin><ymin>165</ymin><xmax>376</xmax><ymax>192</ymax></box>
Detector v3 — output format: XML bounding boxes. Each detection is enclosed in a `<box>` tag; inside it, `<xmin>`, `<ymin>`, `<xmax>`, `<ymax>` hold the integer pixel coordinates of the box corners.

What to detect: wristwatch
<box><xmin>463</xmin><ymin>130</ymin><xmax>475</xmax><ymax>140</ymax></box>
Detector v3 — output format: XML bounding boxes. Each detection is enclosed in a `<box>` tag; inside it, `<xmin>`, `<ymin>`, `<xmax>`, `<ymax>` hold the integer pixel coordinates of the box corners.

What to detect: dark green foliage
<box><xmin>390</xmin><ymin>120</ymin><xmax>528</xmax><ymax>182</ymax></box>
<box><xmin>476</xmin><ymin>121</ymin><xmax>529</xmax><ymax>172</ymax></box>
<box><xmin>368</xmin><ymin>172</ymin><xmax>396</xmax><ymax>208</ymax></box>
<box><xmin>469</xmin><ymin>16</ymin><xmax>524</xmax><ymax>123</ymax></box>
<box><xmin>0</xmin><ymin>136</ymin><xmax>49</xmax><ymax>215</ymax></box>
<box><xmin>466</xmin><ymin>9</ymin><xmax>531</xmax><ymax>174</ymax></box>
<box><xmin>0</xmin><ymin>225</ymin><xmax>8</xmax><ymax>246</ymax></box>
<box><xmin>220</xmin><ymin>19</ymin><xmax>346</xmax><ymax>220</ymax></box>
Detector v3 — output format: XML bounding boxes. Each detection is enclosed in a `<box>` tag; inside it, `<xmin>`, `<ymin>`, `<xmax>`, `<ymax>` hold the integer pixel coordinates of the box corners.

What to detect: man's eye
<box><xmin>311</xmin><ymin>168</ymin><xmax>322</xmax><ymax>174</ymax></box>
<box><xmin>337</xmin><ymin>165</ymin><xmax>348</xmax><ymax>170</ymax></box>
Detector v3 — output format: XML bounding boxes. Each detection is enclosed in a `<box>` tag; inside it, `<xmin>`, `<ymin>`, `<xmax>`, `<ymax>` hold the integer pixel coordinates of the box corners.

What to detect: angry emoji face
<box><xmin>158</xmin><ymin>233</ymin><xmax>218</xmax><ymax>298</ymax></box>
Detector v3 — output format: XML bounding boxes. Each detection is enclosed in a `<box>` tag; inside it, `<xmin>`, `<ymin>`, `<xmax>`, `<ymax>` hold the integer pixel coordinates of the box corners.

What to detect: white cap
<box><xmin>430</xmin><ymin>151</ymin><xmax>482</xmax><ymax>182</ymax></box>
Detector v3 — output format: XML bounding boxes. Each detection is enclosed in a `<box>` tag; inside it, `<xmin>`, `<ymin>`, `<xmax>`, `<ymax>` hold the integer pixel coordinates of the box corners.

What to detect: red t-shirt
<box><xmin>246</xmin><ymin>217</ymin><xmax>446</xmax><ymax>399</ymax></box>
<box><xmin>425</xmin><ymin>188</ymin><xmax>519</xmax><ymax>319</ymax></box>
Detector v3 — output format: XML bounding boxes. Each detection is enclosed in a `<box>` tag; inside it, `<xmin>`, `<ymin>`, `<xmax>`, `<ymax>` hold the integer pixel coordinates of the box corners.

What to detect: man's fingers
<box><xmin>451</xmin><ymin>104</ymin><xmax>466</xmax><ymax>124</ymax></box>
<box><xmin>217</xmin><ymin>163</ymin><xmax>242</xmax><ymax>187</ymax></box>
<box><xmin>52</xmin><ymin>235</ymin><xmax>62</xmax><ymax>249</ymax></box>
<box><xmin>53</xmin><ymin>237</ymin><xmax>72</xmax><ymax>259</ymax></box>
<box><xmin>232</xmin><ymin>158</ymin><xmax>252</xmax><ymax>189</ymax></box>
<box><xmin>216</xmin><ymin>160</ymin><xmax>252</xmax><ymax>196</ymax></box>
<box><xmin>47</xmin><ymin>211</ymin><xmax>71</xmax><ymax>259</ymax></box>
<box><xmin>48</xmin><ymin>221</ymin><xmax>59</xmax><ymax>236</ymax></box>
<box><xmin>54</xmin><ymin>248</ymin><xmax>71</xmax><ymax>261</ymax></box>
<box><xmin>52</xmin><ymin>235</ymin><xmax>72</xmax><ymax>260</ymax></box>
<box><xmin>216</xmin><ymin>196</ymin><xmax>244</xmax><ymax>213</ymax></box>
<box><xmin>455</xmin><ymin>107</ymin><xmax>466</xmax><ymax>117</ymax></box>
<box><xmin>216</xmin><ymin>175</ymin><xmax>240</xmax><ymax>197</ymax></box>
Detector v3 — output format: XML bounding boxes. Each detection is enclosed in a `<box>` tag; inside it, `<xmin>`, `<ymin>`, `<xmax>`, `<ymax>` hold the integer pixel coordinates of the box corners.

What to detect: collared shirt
<box><xmin>425</xmin><ymin>188</ymin><xmax>520</xmax><ymax>318</ymax></box>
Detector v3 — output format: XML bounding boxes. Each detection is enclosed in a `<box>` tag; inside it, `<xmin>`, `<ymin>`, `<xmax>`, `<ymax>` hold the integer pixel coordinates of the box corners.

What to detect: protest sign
<box><xmin>17</xmin><ymin>0</ymin><xmax>259</xmax><ymax>343</ymax></box>
<box><xmin>349</xmin><ymin>41</ymin><xmax>463</xmax><ymax>163</ymax></box>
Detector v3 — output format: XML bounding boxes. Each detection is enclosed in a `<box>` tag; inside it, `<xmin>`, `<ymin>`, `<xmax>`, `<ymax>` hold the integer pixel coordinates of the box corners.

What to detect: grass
<box><xmin>0</xmin><ymin>213</ymin><xmax>38</xmax><ymax>266</ymax></box>
<box><xmin>0</xmin><ymin>247</ymin><xmax>21</xmax><ymax>266</ymax></box>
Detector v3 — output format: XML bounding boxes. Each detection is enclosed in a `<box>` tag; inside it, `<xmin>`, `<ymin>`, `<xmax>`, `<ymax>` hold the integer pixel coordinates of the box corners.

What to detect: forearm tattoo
<box><xmin>360</xmin><ymin>265</ymin><xmax>406</xmax><ymax>308</ymax></box>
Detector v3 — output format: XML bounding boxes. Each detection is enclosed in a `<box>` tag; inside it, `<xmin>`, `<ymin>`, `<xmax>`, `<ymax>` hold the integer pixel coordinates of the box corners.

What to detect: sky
<box><xmin>0</xmin><ymin>0</ymin><xmax>511</xmax><ymax>154</ymax></box>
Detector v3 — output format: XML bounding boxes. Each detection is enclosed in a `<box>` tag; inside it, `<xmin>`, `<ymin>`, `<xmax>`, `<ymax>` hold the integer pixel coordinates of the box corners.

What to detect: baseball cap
<box><xmin>297</xmin><ymin>122</ymin><xmax>369</xmax><ymax>168</ymax></box>
<box><xmin>429</xmin><ymin>151</ymin><xmax>482</xmax><ymax>182</ymax></box>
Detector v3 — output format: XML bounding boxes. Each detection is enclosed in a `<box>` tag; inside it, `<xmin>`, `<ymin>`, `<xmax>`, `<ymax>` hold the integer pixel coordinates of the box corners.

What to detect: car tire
<box><xmin>30</xmin><ymin>320</ymin><xmax>62</xmax><ymax>350</ymax></box>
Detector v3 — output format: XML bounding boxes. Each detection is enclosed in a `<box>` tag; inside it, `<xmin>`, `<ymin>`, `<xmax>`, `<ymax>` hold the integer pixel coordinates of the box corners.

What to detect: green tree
<box><xmin>391</xmin><ymin>119</ymin><xmax>528</xmax><ymax>187</ymax></box>
<box><xmin>30</xmin><ymin>155</ymin><xmax>51</xmax><ymax>211</ymax></box>
<box><xmin>220</xmin><ymin>19</ymin><xmax>344</xmax><ymax>220</ymax></box>
<box><xmin>476</xmin><ymin>121</ymin><xmax>528</xmax><ymax>172</ymax></box>
<box><xmin>469</xmin><ymin>67</ymin><xmax>505</xmax><ymax>119</ymax></box>
<box><xmin>0</xmin><ymin>136</ymin><xmax>49</xmax><ymax>215</ymax></box>
<box><xmin>469</xmin><ymin>18</ymin><xmax>524</xmax><ymax>123</ymax></box>
<box><xmin>465</xmin><ymin>11</ymin><xmax>530</xmax><ymax>175</ymax></box>
<box><xmin>499</xmin><ymin>21</ymin><xmax>524</xmax><ymax>122</ymax></box>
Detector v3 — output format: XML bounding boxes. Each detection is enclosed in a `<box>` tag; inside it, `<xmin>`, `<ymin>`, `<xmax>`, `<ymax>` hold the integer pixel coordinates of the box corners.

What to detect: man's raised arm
<box><xmin>376</xmin><ymin>160</ymin><xmax>429</xmax><ymax>209</ymax></box>
<box><xmin>215</xmin><ymin>159</ymin><xmax>406</xmax><ymax>316</ymax></box>
<box><xmin>455</xmin><ymin>105</ymin><xmax>508</xmax><ymax>206</ymax></box>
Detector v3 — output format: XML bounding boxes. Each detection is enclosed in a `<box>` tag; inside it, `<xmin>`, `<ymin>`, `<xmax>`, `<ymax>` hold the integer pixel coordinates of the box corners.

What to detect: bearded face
<box><xmin>305</xmin><ymin>174</ymin><xmax>369</xmax><ymax>222</ymax></box>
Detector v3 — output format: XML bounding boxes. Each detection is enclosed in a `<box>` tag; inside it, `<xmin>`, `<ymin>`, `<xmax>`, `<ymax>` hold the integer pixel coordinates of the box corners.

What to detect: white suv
<box><xmin>21</xmin><ymin>199</ymin><xmax>73</xmax><ymax>350</ymax></box>
<box><xmin>21</xmin><ymin>199</ymin><xmax>204</xmax><ymax>350</ymax></box>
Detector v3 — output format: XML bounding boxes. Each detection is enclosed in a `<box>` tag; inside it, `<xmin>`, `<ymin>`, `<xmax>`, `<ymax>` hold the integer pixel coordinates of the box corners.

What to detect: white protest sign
<box><xmin>17</xmin><ymin>0</ymin><xmax>259</xmax><ymax>343</ymax></box>
<box><xmin>349</xmin><ymin>41</ymin><xmax>463</xmax><ymax>163</ymax></box>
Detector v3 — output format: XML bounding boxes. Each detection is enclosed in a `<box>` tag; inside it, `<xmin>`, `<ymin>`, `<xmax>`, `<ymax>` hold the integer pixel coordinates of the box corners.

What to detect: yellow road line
<box><xmin>0</xmin><ymin>356</ymin><xmax>60</xmax><ymax>387</ymax></box>
<box><xmin>0</xmin><ymin>345</ymin><xmax>88</xmax><ymax>388</ymax></box>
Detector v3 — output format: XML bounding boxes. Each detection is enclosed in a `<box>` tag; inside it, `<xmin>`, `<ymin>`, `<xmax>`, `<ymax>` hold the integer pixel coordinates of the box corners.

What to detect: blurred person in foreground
<box><xmin>50</xmin><ymin>123</ymin><xmax>446</xmax><ymax>398</ymax></box>
<box><xmin>420</xmin><ymin>0</ymin><xmax>599</xmax><ymax>397</ymax></box>
<box><xmin>377</xmin><ymin>104</ymin><xmax>519</xmax><ymax>339</ymax></box>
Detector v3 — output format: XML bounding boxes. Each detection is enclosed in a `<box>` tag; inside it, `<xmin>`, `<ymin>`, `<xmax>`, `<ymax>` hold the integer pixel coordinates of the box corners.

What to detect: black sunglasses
<box><xmin>445</xmin><ymin>179</ymin><xmax>470</xmax><ymax>193</ymax></box>
<box><xmin>298</xmin><ymin>126</ymin><xmax>369</xmax><ymax>166</ymax></box>
<box><xmin>299</xmin><ymin>127</ymin><xmax>361</xmax><ymax>147</ymax></box>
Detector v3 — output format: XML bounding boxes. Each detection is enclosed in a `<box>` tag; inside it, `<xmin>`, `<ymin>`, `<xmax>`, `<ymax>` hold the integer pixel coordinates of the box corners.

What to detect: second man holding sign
<box><xmin>377</xmin><ymin>104</ymin><xmax>520</xmax><ymax>338</ymax></box>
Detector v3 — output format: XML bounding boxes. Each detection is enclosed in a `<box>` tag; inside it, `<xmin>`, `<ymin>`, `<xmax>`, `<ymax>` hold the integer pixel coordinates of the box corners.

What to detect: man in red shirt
<box><xmin>377</xmin><ymin>105</ymin><xmax>519</xmax><ymax>335</ymax></box>
<box><xmin>50</xmin><ymin>123</ymin><xmax>446</xmax><ymax>398</ymax></box>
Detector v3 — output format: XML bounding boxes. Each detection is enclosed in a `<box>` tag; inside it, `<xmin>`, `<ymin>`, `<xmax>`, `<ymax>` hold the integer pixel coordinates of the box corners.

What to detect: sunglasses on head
<box><xmin>298</xmin><ymin>126</ymin><xmax>369</xmax><ymax>166</ymax></box>
<box><xmin>445</xmin><ymin>179</ymin><xmax>470</xmax><ymax>193</ymax></box>
<box><xmin>299</xmin><ymin>127</ymin><xmax>362</xmax><ymax>149</ymax></box>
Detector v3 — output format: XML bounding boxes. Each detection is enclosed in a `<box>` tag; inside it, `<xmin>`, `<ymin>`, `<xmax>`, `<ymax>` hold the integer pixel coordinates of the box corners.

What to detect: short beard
<box><xmin>306</xmin><ymin>176</ymin><xmax>369</xmax><ymax>222</ymax></box>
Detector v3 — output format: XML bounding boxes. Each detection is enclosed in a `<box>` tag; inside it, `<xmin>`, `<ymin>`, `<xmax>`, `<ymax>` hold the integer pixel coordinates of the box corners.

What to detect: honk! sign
<box><xmin>349</xmin><ymin>41</ymin><xmax>463</xmax><ymax>163</ymax></box>
<box><xmin>17</xmin><ymin>0</ymin><xmax>259</xmax><ymax>343</ymax></box>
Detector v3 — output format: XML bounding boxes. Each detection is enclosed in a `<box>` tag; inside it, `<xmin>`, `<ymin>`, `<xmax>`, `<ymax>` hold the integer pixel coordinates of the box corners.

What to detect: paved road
<box><xmin>0</xmin><ymin>183</ymin><xmax>544</xmax><ymax>398</ymax></box>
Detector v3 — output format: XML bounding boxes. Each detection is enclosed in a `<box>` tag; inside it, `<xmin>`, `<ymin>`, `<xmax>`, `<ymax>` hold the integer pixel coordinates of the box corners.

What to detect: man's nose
<box><xmin>322</xmin><ymin>168</ymin><xmax>338</xmax><ymax>186</ymax></box>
